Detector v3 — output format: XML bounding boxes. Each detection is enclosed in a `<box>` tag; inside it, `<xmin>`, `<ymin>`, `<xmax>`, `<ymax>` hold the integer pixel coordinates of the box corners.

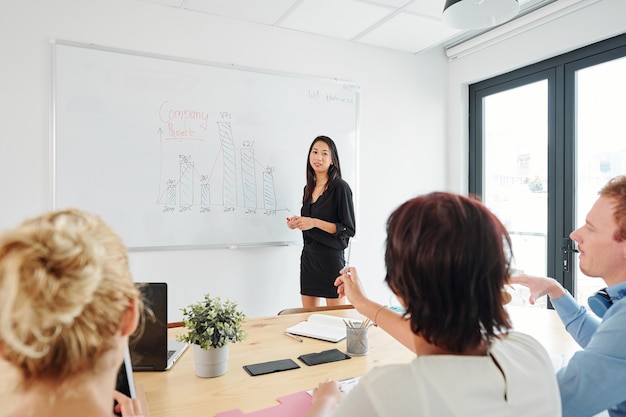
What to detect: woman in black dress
<box><xmin>287</xmin><ymin>136</ymin><xmax>355</xmax><ymax>307</ymax></box>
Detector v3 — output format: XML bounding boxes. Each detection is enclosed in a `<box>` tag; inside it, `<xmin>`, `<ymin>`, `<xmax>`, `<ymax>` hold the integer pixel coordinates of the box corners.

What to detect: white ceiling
<box><xmin>138</xmin><ymin>0</ymin><xmax>555</xmax><ymax>55</ymax></box>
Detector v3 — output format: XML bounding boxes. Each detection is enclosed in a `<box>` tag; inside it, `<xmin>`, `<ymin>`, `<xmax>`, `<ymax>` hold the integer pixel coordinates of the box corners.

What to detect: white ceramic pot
<box><xmin>193</xmin><ymin>343</ymin><xmax>229</xmax><ymax>378</ymax></box>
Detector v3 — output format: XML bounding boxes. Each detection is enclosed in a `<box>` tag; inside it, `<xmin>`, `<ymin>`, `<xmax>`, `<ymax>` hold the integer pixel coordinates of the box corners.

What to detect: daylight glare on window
<box><xmin>483</xmin><ymin>80</ymin><xmax>548</xmax><ymax>307</ymax></box>
<box><xmin>574</xmin><ymin>56</ymin><xmax>626</xmax><ymax>305</ymax></box>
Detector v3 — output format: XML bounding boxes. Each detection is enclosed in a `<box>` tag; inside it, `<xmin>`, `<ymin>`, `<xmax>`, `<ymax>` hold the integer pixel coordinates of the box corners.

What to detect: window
<box><xmin>469</xmin><ymin>33</ymin><xmax>626</xmax><ymax>308</ymax></box>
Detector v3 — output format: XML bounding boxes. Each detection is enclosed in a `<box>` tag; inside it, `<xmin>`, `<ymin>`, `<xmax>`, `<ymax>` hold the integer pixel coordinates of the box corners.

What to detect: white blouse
<box><xmin>329</xmin><ymin>331</ymin><xmax>561</xmax><ymax>417</ymax></box>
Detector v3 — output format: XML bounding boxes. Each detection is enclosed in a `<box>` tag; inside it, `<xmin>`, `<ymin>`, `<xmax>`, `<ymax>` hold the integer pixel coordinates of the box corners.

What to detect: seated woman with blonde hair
<box><xmin>306</xmin><ymin>192</ymin><xmax>560</xmax><ymax>417</ymax></box>
<box><xmin>0</xmin><ymin>209</ymin><xmax>144</xmax><ymax>417</ymax></box>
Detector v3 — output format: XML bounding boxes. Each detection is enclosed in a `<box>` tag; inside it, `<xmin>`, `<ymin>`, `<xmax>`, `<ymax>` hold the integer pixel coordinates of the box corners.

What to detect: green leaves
<box><xmin>176</xmin><ymin>294</ymin><xmax>247</xmax><ymax>349</ymax></box>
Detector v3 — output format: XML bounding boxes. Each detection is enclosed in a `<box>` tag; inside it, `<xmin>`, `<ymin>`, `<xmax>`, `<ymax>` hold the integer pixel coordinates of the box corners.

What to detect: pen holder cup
<box><xmin>345</xmin><ymin>326</ymin><xmax>368</xmax><ymax>356</ymax></box>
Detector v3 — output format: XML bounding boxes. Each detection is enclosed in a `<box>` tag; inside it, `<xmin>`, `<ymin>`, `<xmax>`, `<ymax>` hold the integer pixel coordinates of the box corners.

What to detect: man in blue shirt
<box><xmin>513</xmin><ymin>175</ymin><xmax>626</xmax><ymax>417</ymax></box>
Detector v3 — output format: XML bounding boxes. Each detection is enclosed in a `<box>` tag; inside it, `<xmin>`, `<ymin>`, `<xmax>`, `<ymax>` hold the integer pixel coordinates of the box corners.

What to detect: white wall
<box><xmin>0</xmin><ymin>0</ymin><xmax>448</xmax><ymax>320</ymax></box>
<box><xmin>446</xmin><ymin>0</ymin><xmax>626</xmax><ymax>195</ymax></box>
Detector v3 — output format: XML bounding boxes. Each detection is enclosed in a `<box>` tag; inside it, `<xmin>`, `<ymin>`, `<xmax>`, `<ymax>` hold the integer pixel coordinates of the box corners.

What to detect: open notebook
<box><xmin>130</xmin><ymin>282</ymin><xmax>188</xmax><ymax>371</ymax></box>
<box><xmin>286</xmin><ymin>314</ymin><xmax>363</xmax><ymax>343</ymax></box>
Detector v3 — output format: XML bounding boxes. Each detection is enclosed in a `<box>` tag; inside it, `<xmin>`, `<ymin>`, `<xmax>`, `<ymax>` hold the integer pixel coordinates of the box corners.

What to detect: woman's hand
<box><xmin>112</xmin><ymin>390</ymin><xmax>144</xmax><ymax>417</ymax></box>
<box><xmin>305</xmin><ymin>379</ymin><xmax>344</xmax><ymax>417</ymax></box>
<box><xmin>335</xmin><ymin>267</ymin><xmax>368</xmax><ymax>308</ymax></box>
<box><xmin>288</xmin><ymin>216</ymin><xmax>316</xmax><ymax>231</ymax></box>
<box><xmin>336</xmin><ymin>268</ymin><xmax>415</xmax><ymax>352</ymax></box>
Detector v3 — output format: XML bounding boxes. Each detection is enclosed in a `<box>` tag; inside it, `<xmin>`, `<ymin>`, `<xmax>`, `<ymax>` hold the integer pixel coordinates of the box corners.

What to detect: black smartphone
<box><xmin>114</xmin><ymin>346</ymin><xmax>137</xmax><ymax>416</ymax></box>
<box><xmin>298</xmin><ymin>348</ymin><xmax>351</xmax><ymax>366</ymax></box>
<box><xmin>243</xmin><ymin>358</ymin><xmax>300</xmax><ymax>376</ymax></box>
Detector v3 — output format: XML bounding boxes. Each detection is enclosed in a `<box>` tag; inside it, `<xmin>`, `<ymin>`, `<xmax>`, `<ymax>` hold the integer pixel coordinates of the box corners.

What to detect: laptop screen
<box><xmin>130</xmin><ymin>282</ymin><xmax>169</xmax><ymax>371</ymax></box>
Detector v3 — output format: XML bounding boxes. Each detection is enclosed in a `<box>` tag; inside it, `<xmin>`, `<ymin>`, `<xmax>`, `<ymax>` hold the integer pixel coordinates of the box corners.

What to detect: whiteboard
<box><xmin>53</xmin><ymin>41</ymin><xmax>358</xmax><ymax>250</ymax></box>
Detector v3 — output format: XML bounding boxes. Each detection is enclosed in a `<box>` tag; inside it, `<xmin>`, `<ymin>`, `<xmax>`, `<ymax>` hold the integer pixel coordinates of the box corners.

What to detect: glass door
<box><xmin>572</xmin><ymin>55</ymin><xmax>626</xmax><ymax>306</ymax></box>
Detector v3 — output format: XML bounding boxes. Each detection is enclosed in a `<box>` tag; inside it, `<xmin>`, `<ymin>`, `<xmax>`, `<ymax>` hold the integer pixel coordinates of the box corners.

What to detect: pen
<box><xmin>506</xmin><ymin>284</ymin><xmax>519</xmax><ymax>293</ymax></box>
<box><xmin>284</xmin><ymin>332</ymin><xmax>303</xmax><ymax>343</ymax></box>
<box><xmin>344</xmin><ymin>238</ymin><xmax>352</xmax><ymax>275</ymax></box>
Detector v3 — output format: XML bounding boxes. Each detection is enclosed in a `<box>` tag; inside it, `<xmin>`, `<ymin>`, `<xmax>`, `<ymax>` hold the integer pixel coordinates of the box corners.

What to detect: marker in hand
<box><xmin>343</xmin><ymin>238</ymin><xmax>352</xmax><ymax>275</ymax></box>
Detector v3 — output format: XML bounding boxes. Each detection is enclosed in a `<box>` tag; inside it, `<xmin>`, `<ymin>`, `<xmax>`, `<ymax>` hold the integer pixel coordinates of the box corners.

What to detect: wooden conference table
<box><xmin>134</xmin><ymin>305</ymin><xmax>581</xmax><ymax>417</ymax></box>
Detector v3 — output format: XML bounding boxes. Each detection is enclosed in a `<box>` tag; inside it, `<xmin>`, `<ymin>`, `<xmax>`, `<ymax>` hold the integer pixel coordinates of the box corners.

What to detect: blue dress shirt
<box><xmin>552</xmin><ymin>281</ymin><xmax>626</xmax><ymax>417</ymax></box>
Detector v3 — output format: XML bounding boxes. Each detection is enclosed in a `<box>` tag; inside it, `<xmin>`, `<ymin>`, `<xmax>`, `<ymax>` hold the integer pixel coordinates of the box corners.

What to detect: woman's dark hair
<box><xmin>384</xmin><ymin>192</ymin><xmax>512</xmax><ymax>353</ymax></box>
<box><xmin>303</xmin><ymin>136</ymin><xmax>342</xmax><ymax>203</ymax></box>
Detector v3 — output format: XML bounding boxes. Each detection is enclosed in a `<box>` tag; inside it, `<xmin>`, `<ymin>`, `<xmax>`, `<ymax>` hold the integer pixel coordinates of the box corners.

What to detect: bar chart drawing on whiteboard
<box><xmin>156</xmin><ymin>120</ymin><xmax>282</xmax><ymax>216</ymax></box>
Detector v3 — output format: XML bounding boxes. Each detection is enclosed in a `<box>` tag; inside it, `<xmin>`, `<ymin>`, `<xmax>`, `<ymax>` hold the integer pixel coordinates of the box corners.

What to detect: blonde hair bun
<box><xmin>0</xmin><ymin>209</ymin><xmax>139</xmax><ymax>380</ymax></box>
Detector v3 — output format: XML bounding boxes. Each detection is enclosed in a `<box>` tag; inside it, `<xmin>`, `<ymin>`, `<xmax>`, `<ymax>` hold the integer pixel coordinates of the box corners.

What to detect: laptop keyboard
<box><xmin>167</xmin><ymin>350</ymin><xmax>176</xmax><ymax>360</ymax></box>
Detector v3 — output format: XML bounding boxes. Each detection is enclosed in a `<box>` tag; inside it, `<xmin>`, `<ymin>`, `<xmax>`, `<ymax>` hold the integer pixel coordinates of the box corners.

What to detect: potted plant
<box><xmin>176</xmin><ymin>293</ymin><xmax>247</xmax><ymax>377</ymax></box>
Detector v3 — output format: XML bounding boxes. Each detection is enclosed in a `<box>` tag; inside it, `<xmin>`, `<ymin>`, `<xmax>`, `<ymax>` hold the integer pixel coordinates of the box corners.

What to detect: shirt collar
<box><xmin>606</xmin><ymin>281</ymin><xmax>626</xmax><ymax>301</ymax></box>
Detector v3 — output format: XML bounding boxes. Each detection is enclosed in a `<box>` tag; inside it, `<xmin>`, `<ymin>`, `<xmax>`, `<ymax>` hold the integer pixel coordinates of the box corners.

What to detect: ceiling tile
<box><xmin>358</xmin><ymin>11</ymin><xmax>462</xmax><ymax>53</ymax></box>
<box><xmin>140</xmin><ymin>0</ymin><xmax>184</xmax><ymax>7</ymax></box>
<box><xmin>138</xmin><ymin>0</ymin><xmax>557</xmax><ymax>56</ymax></box>
<box><xmin>403</xmin><ymin>0</ymin><xmax>446</xmax><ymax>19</ymax></box>
<box><xmin>279</xmin><ymin>0</ymin><xmax>395</xmax><ymax>40</ymax></box>
<box><xmin>182</xmin><ymin>0</ymin><xmax>299</xmax><ymax>25</ymax></box>
<box><xmin>358</xmin><ymin>0</ymin><xmax>417</xmax><ymax>8</ymax></box>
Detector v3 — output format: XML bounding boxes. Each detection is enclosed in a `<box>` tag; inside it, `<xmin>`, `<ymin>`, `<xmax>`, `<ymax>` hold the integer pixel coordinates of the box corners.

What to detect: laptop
<box><xmin>130</xmin><ymin>282</ymin><xmax>188</xmax><ymax>371</ymax></box>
